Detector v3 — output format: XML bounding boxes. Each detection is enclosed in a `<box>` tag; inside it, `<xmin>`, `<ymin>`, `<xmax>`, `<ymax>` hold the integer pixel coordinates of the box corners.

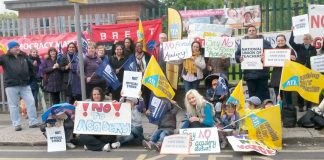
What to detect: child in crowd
<box><xmin>142</xmin><ymin>99</ymin><xmax>179</xmax><ymax>152</ymax></box>
<box><xmin>240</xmin><ymin>96</ymin><xmax>262</xmax><ymax>132</ymax></box>
<box><xmin>262</xmin><ymin>99</ymin><xmax>274</xmax><ymax>108</ymax></box>
<box><xmin>218</xmin><ymin>104</ymin><xmax>240</xmax><ymax>149</ymax></box>
<box><xmin>206</xmin><ymin>77</ymin><xmax>228</xmax><ymax>121</ymax></box>
<box><xmin>111</xmin><ymin>97</ymin><xmax>145</xmax><ymax>149</ymax></box>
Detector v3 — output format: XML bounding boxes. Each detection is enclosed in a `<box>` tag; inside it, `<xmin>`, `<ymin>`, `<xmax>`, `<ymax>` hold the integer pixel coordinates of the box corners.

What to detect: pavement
<box><xmin>0</xmin><ymin>110</ymin><xmax>323</xmax><ymax>147</ymax></box>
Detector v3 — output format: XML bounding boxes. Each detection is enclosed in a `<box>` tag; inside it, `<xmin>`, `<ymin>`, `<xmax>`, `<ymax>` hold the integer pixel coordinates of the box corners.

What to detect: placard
<box><xmin>227</xmin><ymin>135</ymin><xmax>276</xmax><ymax>156</ymax></box>
<box><xmin>311</xmin><ymin>54</ymin><xmax>324</xmax><ymax>72</ymax></box>
<box><xmin>73</xmin><ymin>101</ymin><xmax>131</xmax><ymax>135</ymax></box>
<box><xmin>205</xmin><ymin>36</ymin><xmax>236</xmax><ymax>58</ymax></box>
<box><xmin>46</xmin><ymin>126</ymin><xmax>66</xmax><ymax>152</ymax></box>
<box><xmin>179</xmin><ymin>128</ymin><xmax>220</xmax><ymax>154</ymax></box>
<box><xmin>241</xmin><ymin>39</ymin><xmax>263</xmax><ymax>70</ymax></box>
<box><xmin>263</xmin><ymin>49</ymin><xmax>291</xmax><ymax>67</ymax></box>
<box><xmin>160</xmin><ymin>134</ymin><xmax>191</xmax><ymax>154</ymax></box>
<box><xmin>292</xmin><ymin>14</ymin><xmax>310</xmax><ymax>36</ymax></box>
<box><xmin>121</xmin><ymin>71</ymin><xmax>142</xmax><ymax>98</ymax></box>
<box><xmin>162</xmin><ymin>39</ymin><xmax>192</xmax><ymax>62</ymax></box>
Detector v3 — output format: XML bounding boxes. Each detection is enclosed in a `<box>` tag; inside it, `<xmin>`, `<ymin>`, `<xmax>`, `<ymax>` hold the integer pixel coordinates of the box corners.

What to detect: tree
<box><xmin>0</xmin><ymin>12</ymin><xmax>18</xmax><ymax>21</ymax></box>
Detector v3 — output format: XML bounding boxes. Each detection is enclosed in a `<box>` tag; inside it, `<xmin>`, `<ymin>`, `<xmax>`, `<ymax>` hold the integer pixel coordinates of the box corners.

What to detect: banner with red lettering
<box><xmin>92</xmin><ymin>19</ymin><xmax>162</xmax><ymax>54</ymax></box>
<box><xmin>309</xmin><ymin>4</ymin><xmax>324</xmax><ymax>50</ymax></box>
<box><xmin>0</xmin><ymin>32</ymin><xmax>78</xmax><ymax>57</ymax></box>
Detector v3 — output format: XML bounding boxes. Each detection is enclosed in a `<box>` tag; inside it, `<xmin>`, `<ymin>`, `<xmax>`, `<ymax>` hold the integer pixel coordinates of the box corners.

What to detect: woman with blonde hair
<box><xmin>182</xmin><ymin>89</ymin><xmax>215</xmax><ymax>128</ymax></box>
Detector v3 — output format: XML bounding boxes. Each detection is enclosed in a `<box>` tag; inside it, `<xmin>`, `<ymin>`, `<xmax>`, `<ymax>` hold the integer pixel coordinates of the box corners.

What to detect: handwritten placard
<box><xmin>292</xmin><ymin>14</ymin><xmax>310</xmax><ymax>36</ymax></box>
<box><xmin>73</xmin><ymin>101</ymin><xmax>131</xmax><ymax>135</ymax></box>
<box><xmin>163</xmin><ymin>39</ymin><xmax>192</xmax><ymax>62</ymax></box>
<box><xmin>241</xmin><ymin>39</ymin><xmax>263</xmax><ymax>70</ymax></box>
<box><xmin>179</xmin><ymin>127</ymin><xmax>220</xmax><ymax>154</ymax></box>
<box><xmin>311</xmin><ymin>54</ymin><xmax>324</xmax><ymax>72</ymax></box>
<box><xmin>46</xmin><ymin>126</ymin><xmax>66</xmax><ymax>152</ymax></box>
<box><xmin>227</xmin><ymin>135</ymin><xmax>276</xmax><ymax>156</ymax></box>
<box><xmin>263</xmin><ymin>49</ymin><xmax>291</xmax><ymax>67</ymax></box>
<box><xmin>205</xmin><ymin>37</ymin><xmax>236</xmax><ymax>58</ymax></box>
<box><xmin>160</xmin><ymin>134</ymin><xmax>191</xmax><ymax>154</ymax></box>
<box><xmin>121</xmin><ymin>71</ymin><xmax>142</xmax><ymax>98</ymax></box>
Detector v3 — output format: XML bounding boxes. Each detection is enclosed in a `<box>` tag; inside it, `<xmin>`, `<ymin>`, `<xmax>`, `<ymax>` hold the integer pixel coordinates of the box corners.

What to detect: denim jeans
<box><xmin>119</xmin><ymin>126</ymin><xmax>144</xmax><ymax>146</ymax></box>
<box><xmin>150</xmin><ymin>129</ymin><xmax>174</xmax><ymax>143</ymax></box>
<box><xmin>183</xmin><ymin>80</ymin><xmax>200</xmax><ymax>93</ymax></box>
<box><xmin>5</xmin><ymin>85</ymin><xmax>39</xmax><ymax>127</ymax></box>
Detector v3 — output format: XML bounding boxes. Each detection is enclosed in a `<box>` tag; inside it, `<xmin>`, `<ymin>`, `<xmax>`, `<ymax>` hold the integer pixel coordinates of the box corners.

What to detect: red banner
<box><xmin>0</xmin><ymin>32</ymin><xmax>78</xmax><ymax>57</ymax></box>
<box><xmin>92</xmin><ymin>19</ymin><xmax>162</xmax><ymax>53</ymax></box>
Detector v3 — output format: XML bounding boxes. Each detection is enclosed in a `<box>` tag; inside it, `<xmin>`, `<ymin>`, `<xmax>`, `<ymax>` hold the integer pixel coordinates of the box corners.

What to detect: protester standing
<box><xmin>153</xmin><ymin>33</ymin><xmax>168</xmax><ymax>74</ymax></box>
<box><xmin>0</xmin><ymin>41</ymin><xmax>39</xmax><ymax>131</ymax></box>
<box><xmin>43</xmin><ymin>47</ymin><xmax>64</xmax><ymax>105</ymax></box>
<box><xmin>289</xmin><ymin>30</ymin><xmax>317</xmax><ymax>112</ymax></box>
<box><xmin>207</xmin><ymin>56</ymin><xmax>230</xmax><ymax>79</ymax></box>
<box><xmin>235</xmin><ymin>25</ymin><xmax>272</xmax><ymax>102</ymax></box>
<box><xmin>182</xmin><ymin>41</ymin><xmax>206</xmax><ymax>93</ymax></box>
<box><xmin>28</xmin><ymin>48</ymin><xmax>41</xmax><ymax>110</ymax></box>
<box><xmin>124</xmin><ymin>37</ymin><xmax>135</xmax><ymax>58</ymax></box>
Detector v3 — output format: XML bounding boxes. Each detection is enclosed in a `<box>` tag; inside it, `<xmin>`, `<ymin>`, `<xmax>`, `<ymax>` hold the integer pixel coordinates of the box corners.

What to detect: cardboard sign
<box><xmin>162</xmin><ymin>39</ymin><xmax>192</xmax><ymax>62</ymax></box>
<box><xmin>205</xmin><ymin>36</ymin><xmax>236</xmax><ymax>58</ymax></box>
<box><xmin>241</xmin><ymin>39</ymin><xmax>263</xmax><ymax>70</ymax></box>
<box><xmin>292</xmin><ymin>14</ymin><xmax>310</xmax><ymax>36</ymax></box>
<box><xmin>121</xmin><ymin>71</ymin><xmax>142</xmax><ymax>98</ymax></box>
<box><xmin>227</xmin><ymin>135</ymin><xmax>276</xmax><ymax>156</ymax></box>
<box><xmin>311</xmin><ymin>54</ymin><xmax>324</xmax><ymax>72</ymax></box>
<box><xmin>263</xmin><ymin>49</ymin><xmax>291</xmax><ymax>67</ymax></box>
<box><xmin>73</xmin><ymin>101</ymin><xmax>131</xmax><ymax>135</ymax></box>
<box><xmin>46</xmin><ymin>126</ymin><xmax>66</xmax><ymax>152</ymax></box>
<box><xmin>160</xmin><ymin>134</ymin><xmax>191</xmax><ymax>154</ymax></box>
<box><xmin>179</xmin><ymin>128</ymin><xmax>220</xmax><ymax>154</ymax></box>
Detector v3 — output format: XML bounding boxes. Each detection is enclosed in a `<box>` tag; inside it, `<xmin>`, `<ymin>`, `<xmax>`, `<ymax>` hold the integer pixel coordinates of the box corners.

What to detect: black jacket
<box><xmin>289</xmin><ymin>31</ymin><xmax>317</xmax><ymax>68</ymax></box>
<box><xmin>235</xmin><ymin>35</ymin><xmax>272</xmax><ymax>80</ymax></box>
<box><xmin>0</xmin><ymin>51</ymin><xmax>35</xmax><ymax>88</ymax></box>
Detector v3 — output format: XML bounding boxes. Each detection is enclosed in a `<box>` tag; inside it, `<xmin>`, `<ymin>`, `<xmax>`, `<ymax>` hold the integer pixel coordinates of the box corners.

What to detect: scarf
<box><xmin>183</xmin><ymin>51</ymin><xmax>200</xmax><ymax>74</ymax></box>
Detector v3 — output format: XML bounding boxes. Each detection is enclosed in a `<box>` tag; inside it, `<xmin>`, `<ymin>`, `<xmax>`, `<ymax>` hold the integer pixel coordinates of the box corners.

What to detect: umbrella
<box><xmin>204</xmin><ymin>73</ymin><xmax>228</xmax><ymax>95</ymax></box>
<box><xmin>41</xmin><ymin>103</ymin><xmax>75</xmax><ymax>123</ymax></box>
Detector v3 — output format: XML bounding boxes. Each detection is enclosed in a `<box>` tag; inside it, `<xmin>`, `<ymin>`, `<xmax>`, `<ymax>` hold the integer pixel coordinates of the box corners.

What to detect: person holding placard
<box><xmin>235</xmin><ymin>25</ymin><xmax>272</xmax><ymax>102</ymax></box>
<box><xmin>182</xmin><ymin>41</ymin><xmax>206</xmax><ymax>93</ymax></box>
<box><xmin>79</xmin><ymin>87</ymin><xmax>117</xmax><ymax>152</ymax></box>
<box><xmin>182</xmin><ymin>89</ymin><xmax>215</xmax><ymax>128</ymax></box>
<box><xmin>152</xmin><ymin>33</ymin><xmax>168</xmax><ymax>74</ymax></box>
<box><xmin>270</xmin><ymin>34</ymin><xmax>296</xmax><ymax>108</ymax></box>
<box><xmin>289</xmin><ymin>29</ymin><xmax>317</xmax><ymax>112</ymax></box>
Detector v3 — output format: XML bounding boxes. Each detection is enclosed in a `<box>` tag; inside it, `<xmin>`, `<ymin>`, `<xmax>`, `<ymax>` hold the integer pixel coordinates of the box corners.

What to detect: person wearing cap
<box><xmin>0</xmin><ymin>41</ymin><xmax>39</xmax><ymax>131</ymax></box>
<box><xmin>246</xmin><ymin>96</ymin><xmax>262</xmax><ymax>110</ymax></box>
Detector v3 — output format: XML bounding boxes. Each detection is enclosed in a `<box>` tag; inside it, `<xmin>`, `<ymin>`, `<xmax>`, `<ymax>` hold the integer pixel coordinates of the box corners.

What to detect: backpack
<box><xmin>297</xmin><ymin>110</ymin><xmax>315</xmax><ymax>128</ymax></box>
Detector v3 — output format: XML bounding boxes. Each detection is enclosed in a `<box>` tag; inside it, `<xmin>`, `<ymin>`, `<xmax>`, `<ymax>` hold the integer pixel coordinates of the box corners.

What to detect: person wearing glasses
<box><xmin>235</xmin><ymin>25</ymin><xmax>272</xmax><ymax>102</ymax></box>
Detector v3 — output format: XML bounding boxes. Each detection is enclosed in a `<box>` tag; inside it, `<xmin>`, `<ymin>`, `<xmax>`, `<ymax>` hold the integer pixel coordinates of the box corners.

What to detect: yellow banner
<box><xmin>166</xmin><ymin>63</ymin><xmax>179</xmax><ymax>90</ymax></box>
<box><xmin>168</xmin><ymin>8</ymin><xmax>182</xmax><ymax>41</ymax></box>
<box><xmin>137</xmin><ymin>19</ymin><xmax>147</xmax><ymax>51</ymax></box>
<box><xmin>246</xmin><ymin>105</ymin><xmax>282</xmax><ymax>150</ymax></box>
<box><xmin>280</xmin><ymin>61</ymin><xmax>324</xmax><ymax>103</ymax></box>
<box><xmin>226</xmin><ymin>80</ymin><xmax>245</xmax><ymax>116</ymax></box>
<box><xmin>69</xmin><ymin>0</ymin><xmax>88</xmax><ymax>4</ymax></box>
<box><xmin>142</xmin><ymin>57</ymin><xmax>175</xmax><ymax>100</ymax></box>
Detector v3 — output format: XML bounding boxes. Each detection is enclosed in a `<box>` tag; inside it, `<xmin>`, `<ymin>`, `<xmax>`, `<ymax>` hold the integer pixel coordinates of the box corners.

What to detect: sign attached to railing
<box><xmin>69</xmin><ymin>0</ymin><xmax>88</xmax><ymax>4</ymax></box>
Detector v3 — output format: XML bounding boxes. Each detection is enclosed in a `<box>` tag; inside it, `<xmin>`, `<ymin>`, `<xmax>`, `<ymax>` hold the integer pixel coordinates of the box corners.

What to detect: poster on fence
<box><xmin>46</xmin><ymin>126</ymin><xmax>66</xmax><ymax>152</ymax></box>
<box><xmin>311</xmin><ymin>54</ymin><xmax>324</xmax><ymax>72</ymax></box>
<box><xmin>121</xmin><ymin>71</ymin><xmax>142</xmax><ymax>98</ymax></box>
<box><xmin>241</xmin><ymin>39</ymin><xmax>263</xmax><ymax>70</ymax></box>
<box><xmin>179</xmin><ymin>127</ymin><xmax>220</xmax><ymax>154</ymax></box>
<box><xmin>188</xmin><ymin>23</ymin><xmax>232</xmax><ymax>39</ymax></box>
<box><xmin>160</xmin><ymin>134</ymin><xmax>191</xmax><ymax>154</ymax></box>
<box><xmin>263</xmin><ymin>49</ymin><xmax>291</xmax><ymax>67</ymax></box>
<box><xmin>225</xmin><ymin>5</ymin><xmax>261</xmax><ymax>29</ymax></box>
<box><xmin>205</xmin><ymin>37</ymin><xmax>236</xmax><ymax>58</ymax></box>
<box><xmin>227</xmin><ymin>135</ymin><xmax>276</xmax><ymax>156</ymax></box>
<box><xmin>292</xmin><ymin>14</ymin><xmax>310</xmax><ymax>36</ymax></box>
<box><xmin>163</xmin><ymin>39</ymin><xmax>192</xmax><ymax>62</ymax></box>
<box><xmin>73</xmin><ymin>101</ymin><xmax>131</xmax><ymax>135</ymax></box>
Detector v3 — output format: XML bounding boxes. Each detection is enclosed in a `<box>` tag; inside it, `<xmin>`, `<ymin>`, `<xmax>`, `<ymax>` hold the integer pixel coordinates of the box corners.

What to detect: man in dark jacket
<box><xmin>289</xmin><ymin>30</ymin><xmax>317</xmax><ymax>112</ymax></box>
<box><xmin>235</xmin><ymin>25</ymin><xmax>272</xmax><ymax>102</ymax></box>
<box><xmin>0</xmin><ymin>41</ymin><xmax>39</xmax><ymax>131</ymax></box>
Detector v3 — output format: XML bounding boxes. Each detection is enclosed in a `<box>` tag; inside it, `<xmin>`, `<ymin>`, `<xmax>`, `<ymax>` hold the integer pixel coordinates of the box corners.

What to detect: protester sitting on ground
<box><xmin>79</xmin><ymin>87</ymin><xmax>117</xmax><ymax>152</ymax></box>
<box><xmin>262</xmin><ymin>99</ymin><xmax>274</xmax><ymax>108</ymax></box>
<box><xmin>142</xmin><ymin>98</ymin><xmax>179</xmax><ymax>152</ymax></box>
<box><xmin>218</xmin><ymin>104</ymin><xmax>240</xmax><ymax>149</ymax></box>
<box><xmin>181</xmin><ymin>89</ymin><xmax>215</xmax><ymax>128</ymax></box>
<box><xmin>182</xmin><ymin>41</ymin><xmax>206</xmax><ymax>93</ymax></box>
<box><xmin>240</xmin><ymin>96</ymin><xmax>262</xmax><ymax>132</ymax></box>
<box><xmin>110</xmin><ymin>95</ymin><xmax>145</xmax><ymax>149</ymax></box>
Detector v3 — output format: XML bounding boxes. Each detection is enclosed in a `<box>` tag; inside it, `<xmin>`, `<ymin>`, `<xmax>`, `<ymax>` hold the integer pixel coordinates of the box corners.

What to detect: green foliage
<box><xmin>0</xmin><ymin>12</ymin><xmax>18</xmax><ymax>21</ymax></box>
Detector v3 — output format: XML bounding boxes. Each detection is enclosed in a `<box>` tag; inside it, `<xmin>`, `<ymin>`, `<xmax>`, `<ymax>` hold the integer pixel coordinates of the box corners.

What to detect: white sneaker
<box><xmin>84</xmin><ymin>145</ymin><xmax>88</xmax><ymax>150</ymax></box>
<box><xmin>102</xmin><ymin>143</ymin><xmax>111</xmax><ymax>152</ymax></box>
<box><xmin>111</xmin><ymin>142</ymin><xmax>120</xmax><ymax>149</ymax></box>
<box><xmin>66</xmin><ymin>142</ymin><xmax>76</xmax><ymax>149</ymax></box>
